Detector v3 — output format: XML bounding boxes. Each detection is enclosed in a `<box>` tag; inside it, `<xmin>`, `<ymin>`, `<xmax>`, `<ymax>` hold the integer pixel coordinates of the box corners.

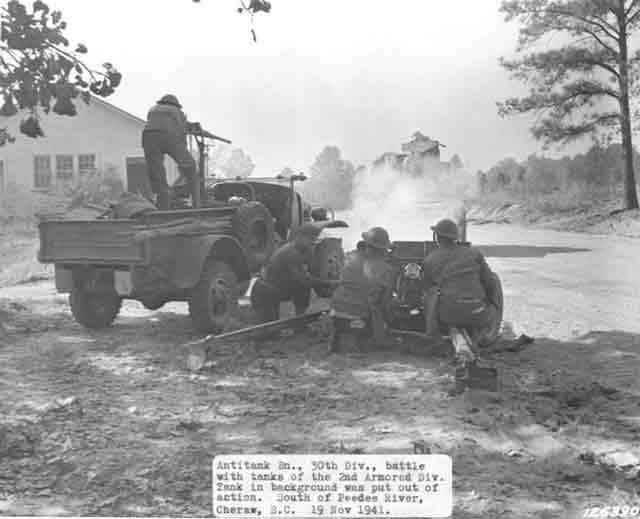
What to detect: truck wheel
<box><xmin>479</xmin><ymin>273</ymin><xmax>503</xmax><ymax>347</ymax></box>
<box><xmin>140</xmin><ymin>296</ymin><xmax>166</xmax><ymax>311</ymax></box>
<box><xmin>311</xmin><ymin>237</ymin><xmax>344</xmax><ymax>298</ymax></box>
<box><xmin>189</xmin><ymin>259</ymin><xmax>238</xmax><ymax>334</ymax></box>
<box><xmin>69</xmin><ymin>288</ymin><xmax>122</xmax><ymax>329</ymax></box>
<box><xmin>232</xmin><ymin>201</ymin><xmax>275</xmax><ymax>272</ymax></box>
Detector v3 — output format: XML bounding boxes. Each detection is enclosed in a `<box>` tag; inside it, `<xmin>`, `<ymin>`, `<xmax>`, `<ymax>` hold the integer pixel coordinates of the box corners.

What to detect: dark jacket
<box><xmin>331</xmin><ymin>250</ymin><xmax>393</xmax><ymax>318</ymax></box>
<box><xmin>144</xmin><ymin>103</ymin><xmax>188</xmax><ymax>140</ymax></box>
<box><xmin>423</xmin><ymin>245</ymin><xmax>493</xmax><ymax>302</ymax></box>
<box><xmin>262</xmin><ymin>242</ymin><xmax>314</xmax><ymax>293</ymax></box>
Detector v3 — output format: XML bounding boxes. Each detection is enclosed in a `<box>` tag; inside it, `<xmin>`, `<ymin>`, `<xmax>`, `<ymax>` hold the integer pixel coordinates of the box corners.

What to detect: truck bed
<box><xmin>38</xmin><ymin>219</ymin><xmax>148</xmax><ymax>265</ymax></box>
<box><xmin>38</xmin><ymin>206</ymin><xmax>237</xmax><ymax>265</ymax></box>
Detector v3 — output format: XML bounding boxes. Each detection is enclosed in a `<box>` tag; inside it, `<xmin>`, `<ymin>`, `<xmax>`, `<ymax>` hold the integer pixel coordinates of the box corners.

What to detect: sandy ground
<box><xmin>0</xmin><ymin>221</ymin><xmax>639</xmax><ymax>518</ymax></box>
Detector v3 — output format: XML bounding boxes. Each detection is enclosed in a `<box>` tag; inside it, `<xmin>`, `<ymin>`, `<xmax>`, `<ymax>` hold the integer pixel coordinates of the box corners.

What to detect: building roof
<box><xmin>373</xmin><ymin>152</ymin><xmax>407</xmax><ymax>166</ymax></box>
<box><xmin>91</xmin><ymin>96</ymin><xmax>146</xmax><ymax>126</ymax></box>
<box><xmin>401</xmin><ymin>132</ymin><xmax>440</xmax><ymax>154</ymax></box>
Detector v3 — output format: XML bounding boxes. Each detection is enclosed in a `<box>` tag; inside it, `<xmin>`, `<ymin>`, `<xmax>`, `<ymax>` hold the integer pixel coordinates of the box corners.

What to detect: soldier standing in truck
<box><xmin>141</xmin><ymin>94</ymin><xmax>197</xmax><ymax>210</ymax></box>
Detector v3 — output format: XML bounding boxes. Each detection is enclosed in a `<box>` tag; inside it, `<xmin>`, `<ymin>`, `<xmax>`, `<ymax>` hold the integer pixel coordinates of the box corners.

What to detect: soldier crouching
<box><xmin>329</xmin><ymin>227</ymin><xmax>394</xmax><ymax>353</ymax></box>
<box><xmin>250</xmin><ymin>223</ymin><xmax>337</xmax><ymax>323</ymax></box>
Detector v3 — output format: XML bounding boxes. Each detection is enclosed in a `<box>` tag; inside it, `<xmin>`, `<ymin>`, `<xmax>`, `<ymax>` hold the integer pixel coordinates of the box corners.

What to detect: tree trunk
<box><xmin>618</xmin><ymin>4</ymin><xmax>640</xmax><ymax>209</ymax></box>
<box><xmin>619</xmin><ymin>91</ymin><xmax>638</xmax><ymax>209</ymax></box>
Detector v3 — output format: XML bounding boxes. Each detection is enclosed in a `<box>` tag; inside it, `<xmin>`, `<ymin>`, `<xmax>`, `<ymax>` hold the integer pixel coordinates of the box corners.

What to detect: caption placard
<box><xmin>212</xmin><ymin>454</ymin><xmax>452</xmax><ymax>518</ymax></box>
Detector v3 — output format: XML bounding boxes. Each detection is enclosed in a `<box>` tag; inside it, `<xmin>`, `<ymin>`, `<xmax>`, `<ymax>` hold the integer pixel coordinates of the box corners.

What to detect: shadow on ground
<box><xmin>476</xmin><ymin>245</ymin><xmax>591</xmax><ymax>258</ymax></box>
<box><xmin>0</xmin><ymin>306</ymin><xmax>639</xmax><ymax>518</ymax></box>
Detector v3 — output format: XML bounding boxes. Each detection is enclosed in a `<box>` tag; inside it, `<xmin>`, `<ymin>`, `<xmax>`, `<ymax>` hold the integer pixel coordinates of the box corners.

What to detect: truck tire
<box><xmin>69</xmin><ymin>287</ymin><xmax>122</xmax><ymax>329</ymax></box>
<box><xmin>189</xmin><ymin>259</ymin><xmax>238</xmax><ymax>334</ymax></box>
<box><xmin>232</xmin><ymin>201</ymin><xmax>275</xmax><ymax>272</ymax></box>
<box><xmin>479</xmin><ymin>273</ymin><xmax>503</xmax><ymax>347</ymax></box>
<box><xmin>140</xmin><ymin>296</ymin><xmax>166</xmax><ymax>311</ymax></box>
<box><xmin>311</xmin><ymin>237</ymin><xmax>344</xmax><ymax>298</ymax></box>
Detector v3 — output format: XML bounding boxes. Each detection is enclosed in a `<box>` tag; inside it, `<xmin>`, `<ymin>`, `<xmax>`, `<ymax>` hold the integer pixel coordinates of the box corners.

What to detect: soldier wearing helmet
<box><xmin>423</xmin><ymin>218</ymin><xmax>498</xmax><ymax>351</ymax></box>
<box><xmin>142</xmin><ymin>94</ymin><xmax>197</xmax><ymax>210</ymax></box>
<box><xmin>251</xmin><ymin>224</ymin><xmax>338</xmax><ymax>323</ymax></box>
<box><xmin>330</xmin><ymin>226</ymin><xmax>394</xmax><ymax>352</ymax></box>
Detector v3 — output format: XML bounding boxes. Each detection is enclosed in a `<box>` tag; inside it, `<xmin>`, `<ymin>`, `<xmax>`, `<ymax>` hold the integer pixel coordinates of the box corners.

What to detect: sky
<box><xmin>47</xmin><ymin>0</ymin><xmax>576</xmax><ymax>175</ymax></box>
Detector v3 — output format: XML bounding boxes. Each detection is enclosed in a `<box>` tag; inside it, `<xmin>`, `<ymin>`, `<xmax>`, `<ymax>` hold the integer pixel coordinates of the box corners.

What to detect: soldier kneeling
<box><xmin>423</xmin><ymin>219</ymin><xmax>499</xmax><ymax>363</ymax></box>
<box><xmin>251</xmin><ymin>224</ymin><xmax>336</xmax><ymax>323</ymax></box>
<box><xmin>330</xmin><ymin>227</ymin><xmax>394</xmax><ymax>353</ymax></box>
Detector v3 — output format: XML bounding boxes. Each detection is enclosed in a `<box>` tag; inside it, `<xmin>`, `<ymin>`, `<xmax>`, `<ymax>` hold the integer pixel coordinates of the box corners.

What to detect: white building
<box><xmin>0</xmin><ymin>97</ymin><xmax>180</xmax><ymax>196</ymax></box>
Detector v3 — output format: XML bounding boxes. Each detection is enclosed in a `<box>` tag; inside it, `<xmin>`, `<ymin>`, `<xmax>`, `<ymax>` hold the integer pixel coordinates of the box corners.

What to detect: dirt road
<box><xmin>1</xmin><ymin>222</ymin><xmax>639</xmax><ymax>518</ymax></box>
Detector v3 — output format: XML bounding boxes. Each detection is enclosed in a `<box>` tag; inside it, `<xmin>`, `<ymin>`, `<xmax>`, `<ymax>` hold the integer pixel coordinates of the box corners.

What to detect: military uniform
<box><xmin>251</xmin><ymin>225</ymin><xmax>333</xmax><ymax>323</ymax></box>
<box><xmin>330</xmin><ymin>227</ymin><xmax>394</xmax><ymax>351</ymax></box>
<box><xmin>251</xmin><ymin>241</ymin><xmax>315</xmax><ymax>322</ymax></box>
<box><xmin>423</xmin><ymin>245</ymin><xmax>495</xmax><ymax>329</ymax></box>
<box><xmin>331</xmin><ymin>249</ymin><xmax>393</xmax><ymax>319</ymax></box>
<box><xmin>423</xmin><ymin>219</ymin><xmax>497</xmax><ymax>345</ymax></box>
<box><xmin>142</xmin><ymin>94</ymin><xmax>197</xmax><ymax>210</ymax></box>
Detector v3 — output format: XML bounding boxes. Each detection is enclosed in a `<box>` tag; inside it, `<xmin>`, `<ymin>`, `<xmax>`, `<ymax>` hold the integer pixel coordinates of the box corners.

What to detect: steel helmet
<box><xmin>361</xmin><ymin>226</ymin><xmax>391</xmax><ymax>250</ymax></box>
<box><xmin>431</xmin><ymin>219</ymin><xmax>459</xmax><ymax>240</ymax></box>
<box><xmin>295</xmin><ymin>223</ymin><xmax>322</xmax><ymax>239</ymax></box>
<box><xmin>157</xmin><ymin>94</ymin><xmax>182</xmax><ymax>108</ymax></box>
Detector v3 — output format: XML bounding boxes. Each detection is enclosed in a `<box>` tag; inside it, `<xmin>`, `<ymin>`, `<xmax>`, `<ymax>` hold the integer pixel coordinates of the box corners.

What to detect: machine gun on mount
<box><xmin>183</xmin><ymin>122</ymin><xmax>232</xmax><ymax>209</ymax></box>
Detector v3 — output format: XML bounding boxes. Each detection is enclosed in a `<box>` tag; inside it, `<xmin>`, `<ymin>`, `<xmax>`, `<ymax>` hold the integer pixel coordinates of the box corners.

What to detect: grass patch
<box><xmin>0</xmin><ymin>224</ymin><xmax>50</xmax><ymax>288</ymax></box>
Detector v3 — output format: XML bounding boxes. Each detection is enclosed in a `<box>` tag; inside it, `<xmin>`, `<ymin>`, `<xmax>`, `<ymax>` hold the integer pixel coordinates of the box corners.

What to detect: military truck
<box><xmin>200</xmin><ymin>176</ymin><xmax>346</xmax><ymax>297</ymax></box>
<box><xmin>37</xmin><ymin>127</ymin><xmax>346</xmax><ymax>333</ymax></box>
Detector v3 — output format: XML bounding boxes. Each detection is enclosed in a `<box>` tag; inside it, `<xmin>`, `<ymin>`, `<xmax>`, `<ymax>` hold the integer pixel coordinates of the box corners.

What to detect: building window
<box><xmin>56</xmin><ymin>154</ymin><xmax>74</xmax><ymax>180</ymax></box>
<box><xmin>78</xmin><ymin>154</ymin><xmax>96</xmax><ymax>176</ymax></box>
<box><xmin>34</xmin><ymin>155</ymin><xmax>52</xmax><ymax>189</ymax></box>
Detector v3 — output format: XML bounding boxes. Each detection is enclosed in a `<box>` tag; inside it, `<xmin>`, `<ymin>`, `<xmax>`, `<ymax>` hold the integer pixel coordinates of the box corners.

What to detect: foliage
<box><xmin>65</xmin><ymin>165</ymin><xmax>124</xmax><ymax>206</ymax></box>
<box><xmin>477</xmin><ymin>143</ymin><xmax>636</xmax><ymax>196</ymax></box>
<box><xmin>280</xmin><ymin>166</ymin><xmax>294</xmax><ymax>177</ymax></box>
<box><xmin>218</xmin><ymin>148</ymin><xmax>255</xmax><ymax>178</ymax></box>
<box><xmin>0</xmin><ymin>166</ymin><xmax>124</xmax><ymax>223</ymax></box>
<box><xmin>498</xmin><ymin>0</ymin><xmax>640</xmax><ymax>209</ymax></box>
<box><xmin>192</xmin><ymin>0</ymin><xmax>272</xmax><ymax>42</ymax></box>
<box><xmin>450</xmin><ymin>153</ymin><xmax>464</xmax><ymax>170</ymax></box>
<box><xmin>0</xmin><ymin>0</ymin><xmax>121</xmax><ymax>142</ymax></box>
<box><xmin>498</xmin><ymin>0</ymin><xmax>638</xmax><ymax>144</ymax></box>
<box><xmin>298</xmin><ymin>146</ymin><xmax>355</xmax><ymax>210</ymax></box>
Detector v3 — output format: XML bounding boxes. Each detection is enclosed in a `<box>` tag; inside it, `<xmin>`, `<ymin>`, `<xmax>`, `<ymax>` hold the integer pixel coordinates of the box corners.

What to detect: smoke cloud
<box><xmin>329</xmin><ymin>164</ymin><xmax>472</xmax><ymax>250</ymax></box>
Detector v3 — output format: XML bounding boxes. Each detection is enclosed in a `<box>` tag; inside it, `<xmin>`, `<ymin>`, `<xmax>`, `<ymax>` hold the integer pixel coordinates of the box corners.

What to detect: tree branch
<box><xmin>546</xmin><ymin>7</ymin><xmax>620</xmax><ymax>41</ymax></box>
<box><xmin>627</xmin><ymin>4</ymin><xmax>640</xmax><ymax>25</ymax></box>
<box><xmin>625</xmin><ymin>0</ymin><xmax>640</xmax><ymax>18</ymax></box>
<box><xmin>533</xmin><ymin>111</ymin><xmax>620</xmax><ymax>145</ymax></box>
<box><xmin>579</xmin><ymin>26</ymin><xmax>619</xmax><ymax>56</ymax></box>
<box><xmin>509</xmin><ymin>5</ymin><xmax>620</xmax><ymax>42</ymax></box>
<box><xmin>577</xmin><ymin>49</ymin><xmax>620</xmax><ymax>76</ymax></box>
<box><xmin>0</xmin><ymin>45</ymin><xmax>21</xmax><ymax>66</ymax></box>
<box><xmin>45</xmin><ymin>43</ymin><xmax>104</xmax><ymax>82</ymax></box>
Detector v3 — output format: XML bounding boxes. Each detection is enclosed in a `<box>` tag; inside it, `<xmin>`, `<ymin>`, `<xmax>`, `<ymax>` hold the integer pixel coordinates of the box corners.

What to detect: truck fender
<box><xmin>169</xmin><ymin>235</ymin><xmax>250</xmax><ymax>290</ymax></box>
<box><xmin>55</xmin><ymin>265</ymin><xmax>73</xmax><ymax>293</ymax></box>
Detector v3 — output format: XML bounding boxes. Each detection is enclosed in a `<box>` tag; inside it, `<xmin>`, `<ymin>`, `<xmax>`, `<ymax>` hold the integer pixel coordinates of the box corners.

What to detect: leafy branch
<box><xmin>498</xmin><ymin>0</ymin><xmax>640</xmax><ymax>209</ymax></box>
<box><xmin>0</xmin><ymin>0</ymin><xmax>121</xmax><ymax>142</ymax></box>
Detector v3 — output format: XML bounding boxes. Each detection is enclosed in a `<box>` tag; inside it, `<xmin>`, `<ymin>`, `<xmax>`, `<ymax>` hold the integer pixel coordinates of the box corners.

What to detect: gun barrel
<box><xmin>202</xmin><ymin>131</ymin><xmax>232</xmax><ymax>144</ymax></box>
<box><xmin>188</xmin><ymin>123</ymin><xmax>232</xmax><ymax>144</ymax></box>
